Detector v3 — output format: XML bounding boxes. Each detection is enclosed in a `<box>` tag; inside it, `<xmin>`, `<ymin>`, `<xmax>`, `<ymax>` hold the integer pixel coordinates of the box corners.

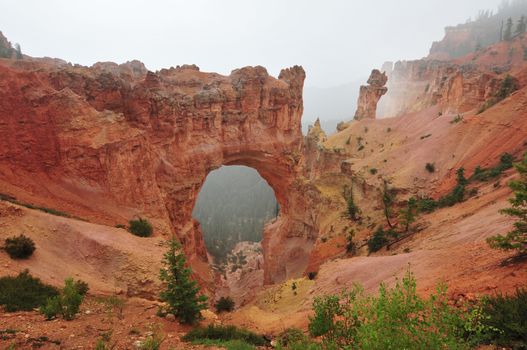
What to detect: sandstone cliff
<box><xmin>0</xmin><ymin>51</ymin><xmax>310</xmax><ymax>288</ymax></box>
<box><xmin>378</xmin><ymin>35</ymin><xmax>527</xmax><ymax>117</ymax></box>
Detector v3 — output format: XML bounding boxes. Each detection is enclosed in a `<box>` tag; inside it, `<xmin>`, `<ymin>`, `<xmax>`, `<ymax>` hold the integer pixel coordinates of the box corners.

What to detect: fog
<box><xmin>0</xmin><ymin>0</ymin><xmax>501</xmax><ymax>130</ymax></box>
<box><xmin>1</xmin><ymin>1</ymin><xmax>500</xmax><ymax>85</ymax></box>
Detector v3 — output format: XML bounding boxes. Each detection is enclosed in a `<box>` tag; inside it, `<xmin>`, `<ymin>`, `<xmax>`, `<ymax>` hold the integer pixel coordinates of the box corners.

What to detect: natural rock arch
<box><xmin>0</xmin><ymin>60</ymin><xmax>316</xmax><ymax>286</ymax></box>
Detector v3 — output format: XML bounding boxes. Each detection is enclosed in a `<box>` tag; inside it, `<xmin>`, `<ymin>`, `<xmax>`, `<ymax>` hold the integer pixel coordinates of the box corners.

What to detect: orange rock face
<box><xmin>0</xmin><ymin>54</ymin><xmax>311</xmax><ymax>286</ymax></box>
<box><xmin>354</xmin><ymin>69</ymin><xmax>388</xmax><ymax>120</ymax></box>
<box><xmin>379</xmin><ymin>35</ymin><xmax>527</xmax><ymax>118</ymax></box>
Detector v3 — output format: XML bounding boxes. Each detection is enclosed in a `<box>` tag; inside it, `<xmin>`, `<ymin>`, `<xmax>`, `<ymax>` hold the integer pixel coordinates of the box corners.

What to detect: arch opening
<box><xmin>192</xmin><ymin>165</ymin><xmax>279</xmax><ymax>267</ymax></box>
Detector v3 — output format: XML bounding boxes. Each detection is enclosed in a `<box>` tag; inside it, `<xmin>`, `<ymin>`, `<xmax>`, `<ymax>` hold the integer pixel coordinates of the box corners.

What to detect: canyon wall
<box><xmin>379</xmin><ymin>33</ymin><xmax>527</xmax><ymax>118</ymax></box>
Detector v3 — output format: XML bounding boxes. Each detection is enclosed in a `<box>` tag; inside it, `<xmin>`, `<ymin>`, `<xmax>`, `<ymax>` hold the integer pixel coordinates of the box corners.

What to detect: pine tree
<box><xmin>382</xmin><ymin>180</ymin><xmax>396</xmax><ymax>229</ymax></box>
<box><xmin>504</xmin><ymin>17</ymin><xmax>514</xmax><ymax>41</ymax></box>
<box><xmin>516</xmin><ymin>15</ymin><xmax>527</xmax><ymax>35</ymax></box>
<box><xmin>14</xmin><ymin>43</ymin><xmax>22</xmax><ymax>60</ymax></box>
<box><xmin>159</xmin><ymin>238</ymin><xmax>208</xmax><ymax>324</ymax></box>
<box><xmin>399</xmin><ymin>197</ymin><xmax>418</xmax><ymax>233</ymax></box>
<box><xmin>487</xmin><ymin>153</ymin><xmax>527</xmax><ymax>255</ymax></box>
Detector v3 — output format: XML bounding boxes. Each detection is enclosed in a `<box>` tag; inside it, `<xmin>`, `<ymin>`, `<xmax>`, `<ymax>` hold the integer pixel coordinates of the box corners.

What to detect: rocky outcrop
<box><xmin>354</xmin><ymin>69</ymin><xmax>388</xmax><ymax>120</ymax></box>
<box><xmin>215</xmin><ymin>242</ymin><xmax>264</xmax><ymax>307</ymax></box>
<box><xmin>0</xmin><ymin>53</ymin><xmax>309</xmax><ymax>287</ymax></box>
<box><xmin>377</xmin><ymin>58</ymin><xmax>511</xmax><ymax>117</ymax></box>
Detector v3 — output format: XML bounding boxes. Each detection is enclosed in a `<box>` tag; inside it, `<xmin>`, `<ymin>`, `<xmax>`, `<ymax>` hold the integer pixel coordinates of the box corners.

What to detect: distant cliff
<box><xmin>429</xmin><ymin>1</ymin><xmax>527</xmax><ymax>60</ymax></box>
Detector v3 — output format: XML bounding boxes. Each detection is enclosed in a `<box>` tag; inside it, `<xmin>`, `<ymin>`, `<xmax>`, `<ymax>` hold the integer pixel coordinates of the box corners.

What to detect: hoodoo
<box><xmin>354</xmin><ymin>69</ymin><xmax>388</xmax><ymax>120</ymax></box>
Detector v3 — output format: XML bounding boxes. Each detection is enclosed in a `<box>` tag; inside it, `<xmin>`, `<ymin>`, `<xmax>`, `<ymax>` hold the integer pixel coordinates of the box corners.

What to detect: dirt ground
<box><xmin>0</xmin><ymin>297</ymin><xmax>223</xmax><ymax>350</ymax></box>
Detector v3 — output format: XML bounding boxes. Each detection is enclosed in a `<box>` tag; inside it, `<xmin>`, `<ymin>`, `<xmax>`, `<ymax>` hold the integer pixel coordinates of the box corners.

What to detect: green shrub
<box><xmin>488</xmin><ymin>153</ymin><xmax>527</xmax><ymax>254</ymax></box>
<box><xmin>40</xmin><ymin>277</ymin><xmax>85</xmax><ymax>320</ymax></box>
<box><xmin>450</xmin><ymin>114</ymin><xmax>464</xmax><ymax>124</ymax></box>
<box><xmin>369</xmin><ymin>168</ymin><xmax>378</xmax><ymax>175</ymax></box>
<box><xmin>276</xmin><ymin>328</ymin><xmax>318</xmax><ymax>350</ymax></box>
<box><xmin>40</xmin><ymin>296</ymin><xmax>61</xmax><ymax>320</ymax></box>
<box><xmin>471</xmin><ymin>153</ymin><xmax>514</xmax><ymax>182</ymax></box>
<box><xmin>0</xmin><ymin>270</ymin><xmax>58</xmax><ymax>312</ymax></box>
<box><xmin>308</xmin><ymin>270</ymin><xmax>480</xmax><ymax>349</ymax></box>
<box><xmin>182</xmin><ymin>325</ymin><xmax>268</xmax><ymax>347</ymax></box>
<box><xmin>417</xmin><ymin>167</ymin><xmax>467</xmax><ymax>213</ymax></box>
<box><xmin>97</xmin><ymin>295</ymin><xmax>125</xmax><ymax>319</ymax></box>
<box><xmin>416</xmin><ymin>197</ymin><xmax>439</xmax><ymax>213</ymax></box>
<box><xmin>399</xmin><ymin>197</ymin><xmax>418</xmax><ymax>233</ymax></box>
<box><xmin>140</xmin><ymin>329</ymin><xmax>165</xmax><ymax>350</ymax></box>
<box><xmin>4</xmin><ymin>234</ymin><xmax>35</xmax><ymax>259</ymax></box>
<box><xmin>128</xmin><ymin>218</ymin><xmax>153</xmax><ymax>237</ymax></box>
<box><xmin>343</xmin><ymin>186</ymin><xmax>360</xmax><ymax>221</ymax></box>
<box><xmin>307</xmin><ymin>271</ymin><xmax>317</xmax><ymax>280</ymax></box>
<box><xmin>425</xmin><ymin>162</ymin><xmax>435</xmax><ymax>173</ymax></box>
<box><xmin>94</xmin><ymin>337</ymin><xmax>113</xmax><ymax>350</ymax></box>
<box><xmin>346</xmin><ymin>230</ymin><xmax>356</xmax><ymax>254</ymax></box>
<box><xmin>74</xmin><ymin>279</ymin><xmax>89</xmax><ymax>296</ymax></box>
<box><xmin>367</xmin><ymin>227</ymin><xmax>392</xmax><ymax>253</ymax></box>
<box><xmin>189</xmin><ymin>339</ymin><xmax>256</xmax><ymax>350</ymax></box>
<box><xmin>346</xmin><ymin>196</ymin><xmax>359</xmax><ymax>221</ymax></box>
<box><xmin>479</xmin><ymin>288</ymin><xmax>527</xmax><ymax>348</ymax></box>
<box><xmin>61</xmin><ymin>278</ymin><xmax>84</xmax><ymax>320</ymax></box>
<box><xmin>215</xmin><ymin>296</ymin><xmax>235</xmax><ymax>313</ymax></box>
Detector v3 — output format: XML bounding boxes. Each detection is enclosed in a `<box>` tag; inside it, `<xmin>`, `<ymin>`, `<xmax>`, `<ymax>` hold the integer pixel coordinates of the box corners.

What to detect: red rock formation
<box><xmin>428</xmin><ymin>26</ymin><xmax>476</xmax><ymax>60</ymax></box>
<box><xmin>0</xmin><ymin>52</ymin><xmax>309</xmax><ymax>287</ymax></box>
<box><xmin>354</xmin><ymin>69</ymin><xmax>388</xmax><ymax>120</ymax></box>
<box><xmin>378</xmin><ymin>59</ymin><xmax>500</xmax><ymax>117</ymax></box>
<box><xmin>379</xmin><ymin>33</ymin><xmax>527</xmax><ymax>118</ymax></box>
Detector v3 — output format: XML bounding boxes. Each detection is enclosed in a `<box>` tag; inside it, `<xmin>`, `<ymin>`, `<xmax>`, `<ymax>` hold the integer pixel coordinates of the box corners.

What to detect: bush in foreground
<box><xmin>0</xmin><ymin>270</ymin><xmax>58</xmax><ymax>312</ymax></box>
<box><xmin>275</xmin><ymin>328</ymin><xmax>319</xmax><ymax>350</ymax></box>
<box><xmin>215</xmin><ymin>296</ymin><xmax>235</xmax><ymax>313</ymax></box>
<box><xmin>182</xmin><ymin>324</ymin><xmax>268</xmax><ymax>347</ymax></box>
<box><xmin>128</xmin><ymin>217</ymin><xmax>153</xmax><ymax>237</ymax></box>
<box><xmin>40</xmin><ymin>277</ymin><xmax>85</xmax><ymax>320</ymax></box>
<box><xmin>479</xmin><ymin>288</ymin><xmax>527</xmax><ymax>348</ymax></box>
<box><xmin>308</xmin><ymin>270</ymin><xmax>487</xmax><ymax>350</ymax></box>
<box><xmin>4</xmin><ymin>234</ymin><xmax>35</xmax><ymax>259</ymax></box>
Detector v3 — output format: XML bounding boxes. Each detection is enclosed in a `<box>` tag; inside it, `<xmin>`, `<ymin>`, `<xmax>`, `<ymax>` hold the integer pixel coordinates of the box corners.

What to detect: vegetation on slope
<box><xmin>488</xmin><ymin>152</ymin><xmax>527</xmax><ymax>255</ymax></box>
<box><xmin>3</xmin><ymin>234</ymin><xmax>36</xmax><ymax>259</ymax></box>
<box><xmin>271</xmin><ymin>271</ymin><xmax>527</xmax><ymax>350</ymax></box>
<box><xmin>183</xmin><ymin>324</ymin><xmax>268</xmax><ymax>349</ymax></box>
<box><xmin>40</xmin><ymin>278</ymin><xmax>86</xmax><ymax>321</ymax></box>
<box><xmin>0</xmin><ymin>270</ymin><xmax>58</xmax><ymax>312</ymax></box>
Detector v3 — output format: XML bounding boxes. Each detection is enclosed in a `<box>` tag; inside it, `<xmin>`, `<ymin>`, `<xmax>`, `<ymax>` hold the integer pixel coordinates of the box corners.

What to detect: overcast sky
<box><xmin>0</xmin><ymin>0</ymin><xmax>500</xmax><ymax>87</ymax></box>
